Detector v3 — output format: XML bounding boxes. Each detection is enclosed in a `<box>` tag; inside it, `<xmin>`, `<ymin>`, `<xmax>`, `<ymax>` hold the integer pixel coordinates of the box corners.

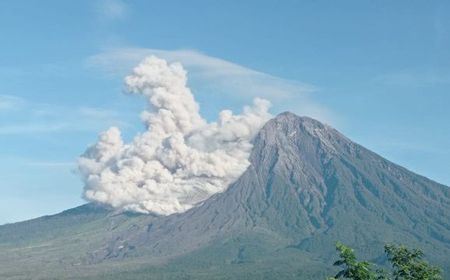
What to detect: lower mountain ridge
<box><xmin>1</xmin><ymin>112</ymin><xmax>449</xmax><ymax>280</ymax></box>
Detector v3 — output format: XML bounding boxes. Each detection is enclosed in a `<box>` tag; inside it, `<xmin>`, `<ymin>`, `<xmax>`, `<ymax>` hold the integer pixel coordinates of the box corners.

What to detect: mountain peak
<box><xmin>256</xmin><ymin>112</ymin><xmax>345</xmax><ymax>157</ymax></box>
<box><xmin>267</xmin><ymin>112</ymin><xmax>331</xmax><ymax>133</ymax></box>
<box><xmin>275</xmin><ymin>111</ymin><xmax>318</xmax><ymax>121</ymax></box>
<box><xmin>271</xmin><ymin>112</ymin><xmax>325</xmax><ymax>128</ymax></box>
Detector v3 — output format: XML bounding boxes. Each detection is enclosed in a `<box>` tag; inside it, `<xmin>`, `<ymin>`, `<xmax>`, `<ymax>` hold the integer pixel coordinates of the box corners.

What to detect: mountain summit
<box><xmin>1</xmin><ymin>112</ymin><xmax>450</xmax><ymax>279</ymax></box>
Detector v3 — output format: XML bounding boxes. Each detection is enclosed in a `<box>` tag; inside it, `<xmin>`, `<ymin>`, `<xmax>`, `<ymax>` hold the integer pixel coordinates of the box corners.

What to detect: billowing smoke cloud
<box><xmin>78</xmin><ymin>56</ymin><xmax>272</xmax><ymax>215</ymax></box>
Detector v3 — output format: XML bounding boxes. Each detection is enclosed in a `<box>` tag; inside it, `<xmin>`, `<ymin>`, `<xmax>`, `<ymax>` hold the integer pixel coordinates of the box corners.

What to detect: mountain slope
<box><xmin>0</xmin><ymin>204</ymin><xmax>159</xmax><ymax>279</ymax></box>
<box><xmin>1</xmin><ymin>112</ymin><xmax>449</xmax><ymax>279</ymax></box>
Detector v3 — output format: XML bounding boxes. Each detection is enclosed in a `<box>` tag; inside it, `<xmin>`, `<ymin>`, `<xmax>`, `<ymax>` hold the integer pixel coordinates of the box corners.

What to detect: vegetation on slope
<box><xmin>328</xmin><ymin>242</ymin><xmax>442</xmax><ymax>280</ymax></box>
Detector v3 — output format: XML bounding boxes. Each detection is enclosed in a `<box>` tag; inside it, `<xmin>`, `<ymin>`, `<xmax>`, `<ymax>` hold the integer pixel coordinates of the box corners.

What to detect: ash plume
<box><xmin>78</xmin><ymin>56</ymin><xmax>272</xmax><ymax>215</ymax></box>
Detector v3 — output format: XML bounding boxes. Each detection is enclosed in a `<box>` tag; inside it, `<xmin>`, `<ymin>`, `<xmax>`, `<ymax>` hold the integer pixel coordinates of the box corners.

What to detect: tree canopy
<box><xmin>328</xmin><ymin>242</ymin><xmax>442</xmax><ymax>280</ymax></box>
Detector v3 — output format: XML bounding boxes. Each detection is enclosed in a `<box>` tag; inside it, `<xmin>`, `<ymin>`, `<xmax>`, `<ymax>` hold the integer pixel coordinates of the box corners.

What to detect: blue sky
<box><xmin>1</xmin><ymin>0</ymin><xmax>449</xmax><ymax>224</ymax></box>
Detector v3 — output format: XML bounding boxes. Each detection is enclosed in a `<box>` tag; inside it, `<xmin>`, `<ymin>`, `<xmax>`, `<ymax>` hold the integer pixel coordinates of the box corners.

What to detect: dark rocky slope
<box><xmin>1</xmin><ymin>112</ymin><xmax>449</xmax><ymax>279</ymax></box>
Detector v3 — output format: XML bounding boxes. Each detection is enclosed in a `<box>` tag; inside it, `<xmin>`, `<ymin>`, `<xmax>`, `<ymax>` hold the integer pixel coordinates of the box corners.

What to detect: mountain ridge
<box><xmin>1</xmin><ymin>112</ymin><xmax>449</xmax><ymax>280</ymax></box>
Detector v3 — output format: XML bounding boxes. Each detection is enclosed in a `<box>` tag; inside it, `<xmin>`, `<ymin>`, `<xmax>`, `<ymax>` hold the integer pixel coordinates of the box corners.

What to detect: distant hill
<box><xmin>1</xmin><ymin>112</ymin><xmax>449</xmax><ymax>280</ymax></box>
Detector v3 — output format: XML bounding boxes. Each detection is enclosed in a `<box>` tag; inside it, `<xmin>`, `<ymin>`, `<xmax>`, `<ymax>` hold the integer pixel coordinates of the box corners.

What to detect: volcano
<box><xmin>1</xmin><ymin>112</ymin><xmax>449</xmax><ymax>280</ymax></box>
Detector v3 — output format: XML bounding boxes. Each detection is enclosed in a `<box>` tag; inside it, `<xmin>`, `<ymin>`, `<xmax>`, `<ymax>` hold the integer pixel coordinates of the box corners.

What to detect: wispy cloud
<box><xmin>94</xmin><ymin>0</ymin><xmax>128</xmax><ymax>22</ymax></box>
<box><xmin>0</xmin><ymin>97</ymin><xmax>126</xmax><ymax>135</ymax></box>
<box><xmin>0</xmin><ymin>123</ymin><xmax>69</xmax><ymax>135</ymax></box>
<box><xmin>85</xmin><ymin>48</ymin><xmax>337</xmax><ymax>124</ymax></box>
<box><xmin>1</xmin><ymin>156</ymin><xmax>77</xmax><ymax>171</ymax></box>
<box><xmin>86</xmin><ymin>48</ymin><xmax>316</xmax><ymax>99</ymax></box>
<box><xmin>24</xmin><ymin>160</ymin><xmax>76</xmax><ymax>169</ymax></box>
<box><xmin>0</xmin><ymin>95</ymin><xmax>25</xmax><ymax>111</ymax></box>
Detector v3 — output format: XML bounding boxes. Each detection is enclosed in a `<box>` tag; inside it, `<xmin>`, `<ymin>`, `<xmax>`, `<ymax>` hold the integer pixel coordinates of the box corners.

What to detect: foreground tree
<box><xmin>327</xmin><ymin>242</ymin><xmax>383</xmax><ymax>280</ymax></box>
<box><xmin>328</xmin><ymin>243</ymin><xmax>442</xmax><ymax>280</ymax></box>
<box><xmin>384</xmin><ymin>244</ymin><xmax>442</xmax><ymax>280</ymax></box>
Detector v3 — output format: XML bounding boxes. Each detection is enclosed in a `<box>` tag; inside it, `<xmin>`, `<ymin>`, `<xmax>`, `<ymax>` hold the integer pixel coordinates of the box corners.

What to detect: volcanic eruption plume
<box><xmin>78</xmin><ymin>56</ymin><xmax>272</xmax><ymax>215</ymax></box>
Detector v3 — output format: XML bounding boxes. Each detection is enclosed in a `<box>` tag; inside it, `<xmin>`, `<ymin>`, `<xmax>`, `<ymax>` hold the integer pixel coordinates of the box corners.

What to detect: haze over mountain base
<box><xmin>1</xmin><ymin>113</ymin><xmax>449</xmax><ymax>280</ymax></box>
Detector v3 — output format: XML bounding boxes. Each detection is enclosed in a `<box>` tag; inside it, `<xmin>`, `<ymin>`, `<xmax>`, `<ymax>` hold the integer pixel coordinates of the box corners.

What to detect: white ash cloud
<box><xmin>78</xmin><ymin>56</ymin><xmax>271</xmax><ymax>215</ymax></box>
